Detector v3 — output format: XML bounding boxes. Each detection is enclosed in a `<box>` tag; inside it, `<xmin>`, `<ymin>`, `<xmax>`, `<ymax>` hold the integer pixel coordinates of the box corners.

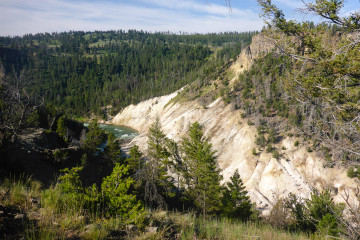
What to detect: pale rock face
<box><xmin>111</xmin><ymin>34</ymin><xmax>359</xmax><ymax>213</ymax></box>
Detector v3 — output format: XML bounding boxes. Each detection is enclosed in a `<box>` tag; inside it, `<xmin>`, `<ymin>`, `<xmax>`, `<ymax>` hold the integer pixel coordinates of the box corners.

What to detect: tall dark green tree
<box><xmin>141</xmin><ymin>118</ymin><xmax>174</xmax><ymax>209</ymax></box>
<box><xmin>126</xmin><ymin>144</ymin><xmax>143</xmax><ymax>174</ymax></box>
<box><xmin>56</xmin><ymin>115</ymin><xmax>68</xmax><ymax>142</ymax></box>
<box><xmin>147</xmin><ymin>117</ymin><xmax>170</xmax><ymax>164</ymax></box>
<box><xmin>82</xmin><ymin>121</ymin><xmax>105</xmax><ymax>155</ymax></box>
<box><xmin>221</xmin><ymin>169</ymin><xmax>253</xmax><ymax>221</ymax></box>
<box><xmin>181</xmin><ymin>122</ymin><xmax>222</xmax><ymax>216</ymax></box>
<box><xmin>104</xmin><ymin>133</ymin><xmax>124</xmax><ymax>164</ymax></box>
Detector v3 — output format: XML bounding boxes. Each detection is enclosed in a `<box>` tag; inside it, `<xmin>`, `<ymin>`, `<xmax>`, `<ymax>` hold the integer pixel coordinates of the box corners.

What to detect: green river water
<box><xmin>84</xmin><ymin>123</ymin><xmax>138</xmax><ymax>140</ymax></box>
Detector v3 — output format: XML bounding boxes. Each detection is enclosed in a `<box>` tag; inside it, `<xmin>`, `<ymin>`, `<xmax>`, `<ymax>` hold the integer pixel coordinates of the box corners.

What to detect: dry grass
<box><xmin>133</xmin><ymin>210</ymin><xmax>318</xmax><ymax>240</ymax></box>
<box><xmin>0</xmin><ymin>176</ymin><xmax>42</xmax><ymax>210</ymax></box>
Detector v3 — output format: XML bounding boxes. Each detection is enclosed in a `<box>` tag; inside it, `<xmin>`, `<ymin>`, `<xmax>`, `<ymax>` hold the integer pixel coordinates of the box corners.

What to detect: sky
<box><xmin>0</xmin><ymin>0</ymin><xmax>359</xmax><ymax>36</ymax></box>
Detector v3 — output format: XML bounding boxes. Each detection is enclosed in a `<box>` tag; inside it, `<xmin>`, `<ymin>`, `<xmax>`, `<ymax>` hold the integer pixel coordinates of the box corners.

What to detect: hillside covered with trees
<box><xmin>0</xmin><ymin>30</ymin><xmax>255</xmax><ymax>116</ymax></box>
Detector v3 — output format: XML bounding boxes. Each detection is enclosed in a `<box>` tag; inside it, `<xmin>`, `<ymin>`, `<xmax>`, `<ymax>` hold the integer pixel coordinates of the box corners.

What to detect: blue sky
<box><xmin>0</xmin><ymin>0</ymin><xmax>359</xmax><ymax>36</ymax></box>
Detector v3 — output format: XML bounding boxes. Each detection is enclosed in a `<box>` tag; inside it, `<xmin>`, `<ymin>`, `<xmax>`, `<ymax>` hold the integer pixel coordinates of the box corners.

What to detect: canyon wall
<box><xmin>111</xmin><ymin>34</ymin><xmax>358</xmax><ymax>213</ymax></box>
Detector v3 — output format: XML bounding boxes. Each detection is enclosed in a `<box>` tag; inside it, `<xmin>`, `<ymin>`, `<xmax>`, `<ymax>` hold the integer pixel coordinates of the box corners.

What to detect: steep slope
<box><xmin>229</xmin><ymin>34</ymin><xmax>274</xmax><ymax>85</ymax></box>
<box><xmin>111</xmin><ymin>35</ymin><xmax>358</xmax><ymax>213</ymax></box>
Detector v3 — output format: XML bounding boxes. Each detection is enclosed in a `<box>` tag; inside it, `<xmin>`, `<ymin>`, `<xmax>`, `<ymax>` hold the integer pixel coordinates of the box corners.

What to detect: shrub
<box><xmin>81</xmin><ymin>153</ymin><xmax>87</xmax><ymax>166</ymax></box>
<box><xmin>317</xmin><ymin>213</ymin><xmax>341</xmax><ymax>237</ymax></box>
<box><xmin>43</xmin><ymin>166</ymin><xmax>92</xmax><ymax>214</ymax></box>
<box><xmin>268</xmin><ymin>199</ymin><xmax>291</xmax><ymax>230</ymax></box>
<box><xmin>104</xmin><ymin>133</ymin><xmax>124</xmax><ymax>164</ymax></box>
<box><xmin>53</xmin><ymin>149</ymin><xmax>69</xmax><ymax>163</ymax></box>
<box><xmin>347</xmin><ymin>167</ymin><xmax>359</xmax><ymax>178</ymax></box>
<box><xmin>83</xmin><ymin>121</ymin><xmax>106</xmax><ymax>154</ymax></box>
<box><xmin>255</xmin><ymin>134</ymin><xmax>267</xmax><ymax>148</ymax></box>
<box><xmin>266</xmin><ymin>144</ymin><xmax>273</xmax><ymax>153</ymax></box>
<box><xmin>272</xmin><ymin>149</ymin><xmax>280</xmax><ymax>160</ymax></box>
<box><xmin>268</xmin><ymin>128</ymin><xmax>277</xmax><ymax>143</ymax></box>
<box><xmin>101</xmin><ymin>164</ymin><xmax>144</xmax><ymax>223</ymax></box>
<box><xmin>58</xmin><ymin>166</ymin><xmax>83</xmax><ymax>195</ymax></box>
<box><xmin>259</xmin><ymin>118</ymin><xmax>267</xmax><ymax>126</ymax></box>
<box><xmin>252</xmin><ymin>148</ymin><xmax>257</xmax><ymax>156</ymax></box>
<box><xmin>306</xmin><ymin>189</ymin><xmax>345</xmax><ymax>237</ymax></box>
<box><xmin>284</xmin><ymin>193</ymin><xmax>315</xmax><ymax>232</ymax></box>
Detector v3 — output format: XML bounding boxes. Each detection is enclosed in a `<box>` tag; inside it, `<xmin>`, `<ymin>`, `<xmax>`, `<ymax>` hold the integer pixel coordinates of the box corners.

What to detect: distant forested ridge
<box><xmin>0</xmin><ymin>30</ymin><xmax>256</xmax><ymax>116</ymax></box>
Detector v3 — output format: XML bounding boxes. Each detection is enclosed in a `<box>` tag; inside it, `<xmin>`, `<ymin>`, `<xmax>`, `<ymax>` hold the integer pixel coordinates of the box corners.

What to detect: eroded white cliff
<box><xmin>111</xmin><ymin>35</ymin><xmax>359</xmax><ymax>213</ymax></box>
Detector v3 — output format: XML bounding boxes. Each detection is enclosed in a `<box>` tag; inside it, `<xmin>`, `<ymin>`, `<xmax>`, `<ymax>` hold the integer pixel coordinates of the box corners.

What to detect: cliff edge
<box><xmin>111</xmin><ymin>34</ymin><xmax>358</xmax><ymax>214</ymax></box>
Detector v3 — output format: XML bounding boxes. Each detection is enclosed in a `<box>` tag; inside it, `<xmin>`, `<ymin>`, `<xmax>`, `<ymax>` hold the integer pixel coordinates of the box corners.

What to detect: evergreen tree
<box><xmin>147</xmin><ymin>117</ymin><xmax>170</xmax><ymax>163</ymax></box>
<box><xmin>181</xmin><ymin>122</ymin><xmax>222</xmax><ymax>216</ymax></box>
<box><xmin>83</xmin><ymin>121</ymin><xmax>105</xmax><ymax>155</ymax></box>
<box><xmin>258</xmin><ymin>0</ymin><xmax>360</xmax><ymax>159</ymax></box>
<box><xmin>126</xmin><ymin>144</ymin><xmax>143</xmax><ymax>174</ymax></box>
<box><xmin>56</xmin><ymin>115</ymin><xmax>68</xmax><ymax>142</ymax></box>
<box><xmin>104</xmin><ymin>133</ymin><xmax>124</xmax><ymax>164</ymax></box>
<box><xmin>306</xmin><ymin>189</ymin><xmax>344</xmax><ymax>237</ymax></box>
<box><xmin>221</xmin><ymin>169</ymin><xmax>253</xmax><ymax>221</ymax></box>
<box><xmin>101</xmin><ymin>163</ymin><xmax>144</xmax><ymax>222</ymax></box>
<box><xmin>58</xmin><ymin>166</ymin><xmax>83</xmax><ymax>195</ymax></box>
<box><xmin>141</xmin><ymin>118</ymin><xmax>174</xmax><ymax>209</ymax></box>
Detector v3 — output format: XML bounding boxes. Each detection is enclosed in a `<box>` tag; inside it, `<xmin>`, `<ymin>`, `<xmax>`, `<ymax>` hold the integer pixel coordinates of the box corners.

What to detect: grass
<box><xmin>0</xmin><ymin>177</ymin><xmax>344</xmax><ymax>239</ymax></box>
<box><xmin>0</xmin><ymin>175</ymin><xmax>42</xmax><ymax>210</ymax></box>
<box><xmin>130</xmin><ymin>210</ymin><xmax>318</xmax><ymax>240</ymax></box>
<box><xmin>163</xmin><ymin>89</ymin><xmax>190</xmax><ymax>109</ymax></box>
<box><xmin>73</xmin><ymin>116</ymin><xmax>89</xmax><ymax>123</ymax></box>
<box><xmin>168</xmin><ymin>213</ymin><xmax>315</xmax><ymax>240</ymax></box>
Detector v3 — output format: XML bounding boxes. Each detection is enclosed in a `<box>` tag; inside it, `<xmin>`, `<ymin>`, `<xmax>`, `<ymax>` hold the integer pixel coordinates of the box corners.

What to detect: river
<box><xmin>83</xmin><ymin>123</ymin><xmax>138</xmax><ymax>140</ymax></box>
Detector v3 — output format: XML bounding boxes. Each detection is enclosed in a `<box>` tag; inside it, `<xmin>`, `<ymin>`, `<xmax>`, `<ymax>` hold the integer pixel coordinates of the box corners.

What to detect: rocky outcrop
<box><xmin>229</xmin><ymin>34</ymin><xmax>275</xmax><ymax>84</ymax></box>
<box><xmin>111</xmin><ymin>34</ymin><xmax>359</xmax><ymax>213</ymax></box>
<box><xmin>1</xmin><ymin>129</ymin><xmax>82</xmax><ymax>185</ymax></box>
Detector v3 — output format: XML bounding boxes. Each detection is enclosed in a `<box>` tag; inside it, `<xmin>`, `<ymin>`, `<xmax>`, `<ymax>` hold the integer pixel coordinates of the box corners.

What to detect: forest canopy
<box><xmin>0</xmin><ymin>30</ymin><xmax>256</xmax><ymax>117</ymax></box>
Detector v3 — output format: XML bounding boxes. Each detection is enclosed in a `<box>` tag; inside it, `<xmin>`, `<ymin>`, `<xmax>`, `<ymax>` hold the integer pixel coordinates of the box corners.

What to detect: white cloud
<box><xmin>274</xmin><ymin>0</ymin><xmax>302</xmax><ymax>9</ymax></box>
<box><xmin>0</xmin><ymin>0</ymin><xmax>263</xmax><ymax>36</ymax></box>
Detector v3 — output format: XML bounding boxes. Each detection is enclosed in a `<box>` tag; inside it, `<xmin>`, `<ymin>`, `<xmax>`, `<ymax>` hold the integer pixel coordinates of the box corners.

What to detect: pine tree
<box><xmin>222</xmin><ymin>169</ymin><xmax>253</xmax><ymax>221</ymax></box>
<box><xmin>147</xmin><ymin>117</ymin><xmax>170</xmax><ymax>163</ymax></box>
<box><xmin>181</xmin><ymin>122</ymin><xmax>222</xmax><ymax>217</ymax></box>
<box><xmin>56</xmin><ymin>115</ymin><xmax>68</xmax><ymax>142</ymax></box>
<box><xmin>142</xmin><ymin>117</ymin><xmax>174</xmax><ymax>209</ymax></box>
<box><xmin>257</xmin><ymin>0</ymin><xmax>360</xmax><ymax>159</ymax></box>
<box><xmin>126</xmin><ymin>144</ymin><xmax>143</xmax><ymax>174</ymax></box>
<box><xmin>83</xmin><ymin>121</ymin><xmax>105</xmax><ymax>155</ymax></box>
<box><xmin>104</xmin><ymin>133</ymin><xmax>124</xmax><ymax>164</ymax></box>
<box><xmin>306</xmin><ymin>189</ymin><xmax>344</xmax><ymax>237</ymax></box>
<box><xmin>101</xmin><ymin>163</ymin><xmax>144</xmax><ymax>222</ymax></box>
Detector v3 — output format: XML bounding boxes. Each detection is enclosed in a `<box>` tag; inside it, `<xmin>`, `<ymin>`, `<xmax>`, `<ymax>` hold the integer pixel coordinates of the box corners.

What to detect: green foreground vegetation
<box><xmin>0</xmin><ymin>117</ymin><xmax>350</xmax><ymax>239</ymax></box>
<box><xmin>1</xmin><ymin>176</ymin><xmax>319</xmax><ymax>240</ymax></box>
<box><xmin>0</xmin><ymin>176</ymin><xmax>316</xmax><ymax>240</ymax></box>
